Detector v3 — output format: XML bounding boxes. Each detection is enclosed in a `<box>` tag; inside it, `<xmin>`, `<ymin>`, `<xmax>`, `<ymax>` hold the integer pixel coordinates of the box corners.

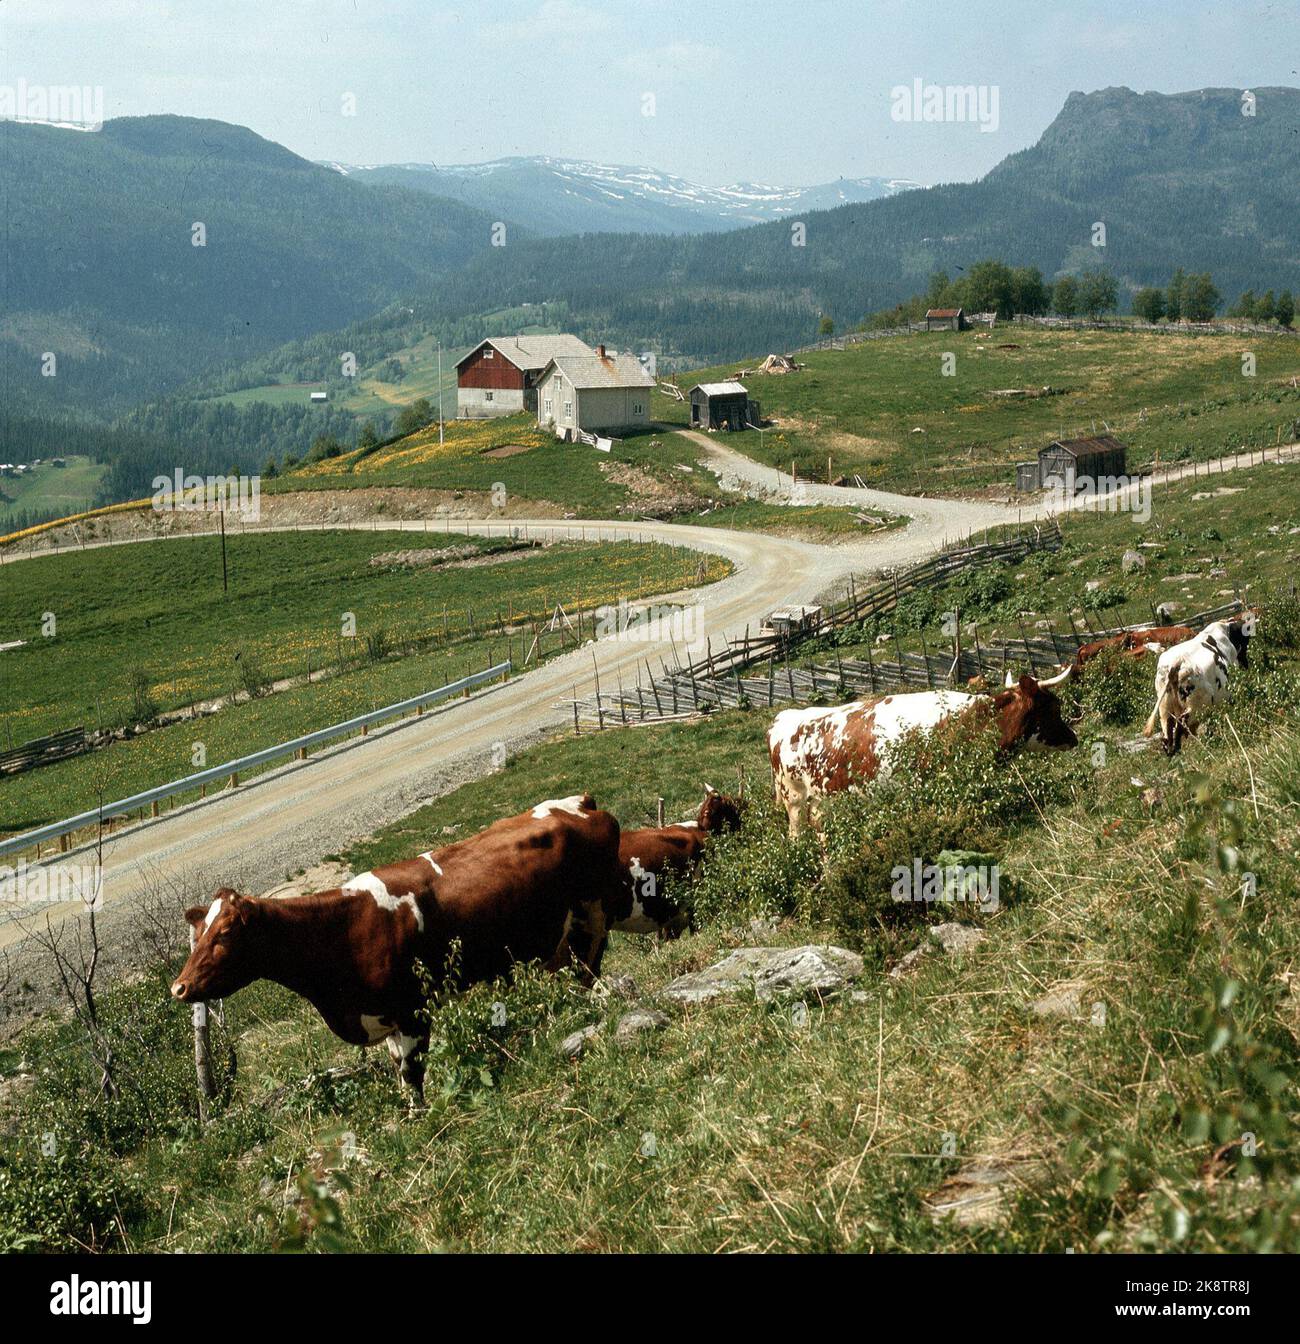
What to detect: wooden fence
<box><xmin>0</xmin><ymin>726</ymin><xmax>90</xmax><ymax>776</ymax></box>
<box><xmin>567</xmin><ymin>523</ymin><xmax>1071</xmax><ymax>727</ymax></box>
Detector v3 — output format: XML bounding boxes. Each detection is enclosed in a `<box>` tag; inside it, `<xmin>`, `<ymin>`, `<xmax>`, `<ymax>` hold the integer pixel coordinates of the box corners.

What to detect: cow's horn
<box><xmin>1038</xmin><ymin>664</ymin><xmax>1073</xmax><ymax>689</ymax></box>
<box><xmin>704</xmin><ymin>782</ymin><xmax>717</xmax><ymax>795</ymax></box>
<box><xmin>1004</xmin><ymin>670</ymin><xmax>1017</xmax><ymax>688</ymax></box>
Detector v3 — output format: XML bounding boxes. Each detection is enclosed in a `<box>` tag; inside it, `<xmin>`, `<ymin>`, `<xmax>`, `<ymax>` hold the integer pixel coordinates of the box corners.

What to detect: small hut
<box><xmin>924</xmin><ymin>307</ymin><xmax>967</xmax><ymax>331</ymax></box>
<box><xmin>689</xmin><ymin>381</ymin><xmax>756</xmax><ymax>431</ymax></box>
<box><xmin>1037</xmin><ymin>435</ymin><xmax>1127</xmax><ymax>490</ymax></box>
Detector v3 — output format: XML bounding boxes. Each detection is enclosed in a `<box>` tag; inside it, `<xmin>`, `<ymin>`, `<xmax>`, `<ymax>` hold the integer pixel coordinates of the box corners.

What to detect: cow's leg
<box><xmin>385</xmin><ymin>1029</ymin><xmax>427</xmax><ymax>1110</ymax></box>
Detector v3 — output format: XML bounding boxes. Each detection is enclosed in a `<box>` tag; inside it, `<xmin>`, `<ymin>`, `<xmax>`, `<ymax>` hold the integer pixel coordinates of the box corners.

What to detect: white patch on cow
<box><xmin>417</xmin><ymin>852</ymin><xmax>443</xmax><ymax>876</ymax></box>
<box><xmin>202</xmin><ymin>898</ymin><xmax>223</xmax><ymax>933</ymax></box>
<box><xmin>361</xmin><ymin>1014</ymin><xmax>395</xmax><ymax>1044</ymax></box>
<box><xmin>344</xmin><ymin>871</ymin><xmax>426</xmax><ymax>932</ymax></box>
<box><xmin>531</xmin><ymin>794</ymin><xmax>589</xmax><ymax>819</ymax></box>
<box><xmin>1147</xmin><ymin>620</ymin><xmax>1246</xmax><ymax>742</ymax></box>
<box><xmin>614</xmin><ymin>857</ymin><xmax>662</xmax><ymax>934</ymax></box>
<box><xmin>677</xmin><ymin>820</ymin><xmax>699</xmax><ymax>829</ymax></box>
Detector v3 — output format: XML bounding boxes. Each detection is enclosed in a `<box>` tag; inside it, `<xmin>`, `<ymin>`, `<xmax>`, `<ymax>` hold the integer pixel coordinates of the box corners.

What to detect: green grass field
<box><xmin>654</xmin><ymin>327</ymin><xmax>1300</xmax><ymax>494</ymax></box>
<box><xmin>0</xmin><ymin>456</ymin><xmax>106</xmax><ymax>524</ymax></box>
<box><xmin>0</xmin><ymin>530</ymin><xmax>728</xmax><ymax>837</ymax></box>
<box><xmin>273</xmin><ymin>414</ymin><xmax>894</xmax><ymax>539</ymax></box>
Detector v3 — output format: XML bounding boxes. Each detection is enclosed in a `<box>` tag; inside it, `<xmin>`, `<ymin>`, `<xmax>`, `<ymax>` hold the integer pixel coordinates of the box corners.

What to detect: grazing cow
<box><xmin>1071</xmin><ymin>625</ymin><xmax>1196</xmax><ymax>673</ymax></box>
<box><xmin>614</xmin><ymin>785</ymin><xmax>744</xmax><ymax>938</ymax></box>
<box><xmin>1142</xmin><ymin>617</ymin><xmax>1252</xmax><ymax>755</ymax></box>
<box><xmin>170</xmin><ymin>794</ymin><xmax>627</xmax><ymax>1104</ymax></box>
<box><xmin>768</xmin><ymin>671</ymin><xmax>1076</xmax><ymax>836</ymax></box>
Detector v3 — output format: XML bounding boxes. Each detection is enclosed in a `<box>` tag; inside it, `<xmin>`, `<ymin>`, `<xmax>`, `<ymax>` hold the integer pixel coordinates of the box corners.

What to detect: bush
<box><xmin>1074</xmin><ymin>646</ymin><xmax>1152</xmax><ymax>726</ymax></box>
<box><xmin>0</xmin><ymin>1143</ymin><xmax>143</xmax><ymax>1252</ymax></box>
<box><xmin>1257</xmin><ymin>590</ymin><xmax>1300</xmax><ymax>650</ymax></box>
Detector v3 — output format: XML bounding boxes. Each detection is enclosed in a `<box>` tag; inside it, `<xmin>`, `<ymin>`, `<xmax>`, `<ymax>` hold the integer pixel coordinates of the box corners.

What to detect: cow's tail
<box><xmin>1156</xmin><ymin>678</ymin><xmax>1187</xmax><ymax>755</ymax></box>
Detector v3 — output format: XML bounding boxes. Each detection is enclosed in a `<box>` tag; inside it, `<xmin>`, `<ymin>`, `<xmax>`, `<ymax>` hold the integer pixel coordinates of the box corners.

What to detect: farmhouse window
<box><xmin>483</xmin><ymin>348</ymin><xmax>494</xmax><ymax>359</ymax></box>
<box><xmin>632</xmin><ymin>401</ymin><xmax>644</xmax><ymax>415</ymax></box>
<box><xmin>564</xmin><ymin>400</ymin><xmax>573</xmax><ymax>419</ymax></box>
<box><xmin>544</xmin><ymin>397</ymin><xmax>553</xmax><ymax>415</ymax></box>
<box><xmin>485</xmin><ymin>391</ymin><xmax>494</xmax><ymax>402</ymax></box>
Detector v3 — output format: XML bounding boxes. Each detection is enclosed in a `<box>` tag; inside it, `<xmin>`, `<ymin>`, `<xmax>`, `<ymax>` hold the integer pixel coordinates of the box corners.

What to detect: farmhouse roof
<box><xmin>925</xmin><ymin>307</ymin><xmax>964</xmax><ymax>319</ymax></box>
<box><xmin>691</xmin><ymin>381</ymin><xmax>749</xmax><ymax>397</ymax></box>
<box><xmin>458</xmin><ymin>334</ymin><xmax>594</xmax><ymax>372</ymax></box>
<box><xmin>1046</xmin><ymin>434</ymin><xmax>1127</xmax><ymax>458</ymax></box>
<box><xmin>542</xmin><ymin>353</ymin><xmax>655</xmax><ymax>390</ymax></box>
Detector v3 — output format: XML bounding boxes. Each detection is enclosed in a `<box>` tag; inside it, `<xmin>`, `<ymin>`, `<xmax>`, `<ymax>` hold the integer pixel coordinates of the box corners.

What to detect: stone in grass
<box><xmin>888</xmin><ymin>922</ymin><xmax>987</xmax><ymax>979</ymax></box>
<box><xmin>1121</xmin><ymin>549</ymin><xmax>1147</xmax><ymax>574</ymax></box>
<box><xmin>924</xmin><ymin>1150</ymin><xmax>1048</xmax><ymax>1226</ymax></box>
<box><xmin>614</xmin><ymin>1008</ymin><xmax>669</xmax><ymax>1045</ymax></box>
<box><xmin>659</xmin><ymin>946</ymin><xmax>864</xmax><ymax>1006</ymax></box>
<box><xmin>558</xmin><ymin>1024</ymin><xmax>601</xmax><ymax>1060</ymax></box>
<box><xmin>1029</xmin><ymin>980</ymin><xmax>1088</xmax><ymax>1020</ymax></box>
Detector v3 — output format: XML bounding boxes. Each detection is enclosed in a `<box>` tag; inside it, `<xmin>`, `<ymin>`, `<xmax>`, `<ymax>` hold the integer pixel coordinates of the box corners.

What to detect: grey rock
<box><xmin>593</xmin><ymin>974</ymin><xmax>640</xmax><ymax>1005</ymax></box>
<box><xmin>660</xmin><ymin>945</ymin><xmax>864</xmax><ymax>1005</ymax></box>
<box><xmin>615</xmin><ymin>1008</ymin><xmax>669</xmax><ymax>1044</ymax></box>
<box><xmin>558</xmin><ymin>1024</ymin><xmax>601</xmax><ymax>1060</ymax></box>
<box><xmin>1029</xmin><ymin>980</ymin><xmax>1088</xmax><ymax>1019</ymax></box>
<box><xmin>925</xmin><ymin>1152</ymin><xmax>1048</xmax><ymax>1226</ymax></box>
<box><xmin>1121</xmin><ymin>549</ymin><xmax>1147</xmax><ymax>573</ymax></box>
<box><xmin>889</xmin><ymin>922</ymin><xmax>987</xmax><ymax>979</ymax></box>
<box><xmin>1085</xmin><ymin>579</ymin><xmax>1103</xmax><ymax>592</ymax></box>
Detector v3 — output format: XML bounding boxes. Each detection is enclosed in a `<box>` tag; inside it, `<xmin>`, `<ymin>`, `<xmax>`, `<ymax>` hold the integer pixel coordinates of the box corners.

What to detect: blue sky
<box><xmin>3</xmin><ymin>0</ymin><xmax>1298</xmax><ymax>185</ymax></box>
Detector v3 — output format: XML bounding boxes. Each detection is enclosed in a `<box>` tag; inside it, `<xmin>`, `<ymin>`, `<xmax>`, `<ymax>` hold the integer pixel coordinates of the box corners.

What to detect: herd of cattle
<box><xmin>170</xmin><ymin>614</ymin><xmax>1253</xmax><ymax>1102</ymax></box>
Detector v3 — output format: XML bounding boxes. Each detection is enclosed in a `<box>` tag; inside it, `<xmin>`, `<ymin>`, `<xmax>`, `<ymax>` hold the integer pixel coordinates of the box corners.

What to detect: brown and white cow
<box><xmin>1071</xmin><ymin>625</ymin><xmax>1196</xmax><ymax>674</ymax></box>
<box><xmin>768</xmin><ymin>673</ymin><xmax>1077</xmax><ymax>836</ymax></box>
<box><xmin>614</xmin><ymin>785</ymin><xmax>743</xmax><ymax>938</ymax></box>
<box><xmin>170</xmin><ymin>794</ymin><xmax>628</xmax><ymax>1104</ymax></box>
<box><xmin>1142</xmin><ymin>617</ymin><xmax>1252</xmax><ymax>755</ymax></box>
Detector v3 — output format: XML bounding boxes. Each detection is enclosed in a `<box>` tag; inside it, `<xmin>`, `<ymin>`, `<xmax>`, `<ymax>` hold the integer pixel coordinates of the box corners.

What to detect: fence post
<box><xmin>190</xmin><ymin>925</ymin><xmax>215</xmax><ymax>1125</ymax></box>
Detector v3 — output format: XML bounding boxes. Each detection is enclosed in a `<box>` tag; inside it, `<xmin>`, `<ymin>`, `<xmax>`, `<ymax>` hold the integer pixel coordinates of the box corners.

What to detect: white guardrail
<box><xmin>0</xmin><ymin>661</ymin><xmax>511</xmax><ymax>861</ymax></box>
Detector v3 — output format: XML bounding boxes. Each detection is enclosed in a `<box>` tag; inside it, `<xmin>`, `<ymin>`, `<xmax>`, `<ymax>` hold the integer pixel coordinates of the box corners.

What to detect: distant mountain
<box><xmin>0</xmin><ymin>115</ymin><xmax>509</xmax><ymax>414</ymax></box>
<box><xmin>325</xmin><ymin>155</ymin><xmax>923</xmax><ymax>235</ymax></box>
<box><xmin>417</xmin><ymin>86</ymin><xmax>1300</xmax><ymax>363</ymax></box>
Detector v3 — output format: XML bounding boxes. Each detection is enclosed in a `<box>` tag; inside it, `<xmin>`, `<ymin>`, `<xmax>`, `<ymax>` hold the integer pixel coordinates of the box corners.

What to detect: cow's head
<box><xmin>171</xmin><ymin>889</ymin><xmax>259</xmax><ymax>1003</ymax></box>
<box><xmin>1225</xmin><ymin>617</ymin><xmax>1251</xmax><ymax>669</ymax></box>
<box><xmin>696</xmin><ymin>784</ymin><xmax>744</xmax><ymax>834</ymax></box>
<box><xmin>993</xmin><ymin>671</ymin><xmax>1078</xmax><ymax>750</ymax></box>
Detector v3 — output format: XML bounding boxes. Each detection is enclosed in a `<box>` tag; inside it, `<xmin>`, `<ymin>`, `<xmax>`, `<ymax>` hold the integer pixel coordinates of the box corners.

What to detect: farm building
<box><xmin>536</xmin><ymin>347</ymin><xmax>655</xmax><ymax>438</ymax></box>
<box><xmin>456</xmin><ymin>334</ymin><xmax>594</xmax><ymax>419</ymax></box>
<box><xmin>924</xmin><ymin>307</ymin><xmax>967</xmax><ymax>331</ymax></box>
<box><xmin>688</xmin><ymin>382</ymin><xmax>760</xmax><ymax>431</ymax></box>
<box><xmin>1017</xmin><ymin>434</ymin><xmax>1128</xmax><ymax>491</ymax></box>
<box><xmin>309</xmin><ymin>390</ymin><xmax>328</xmax><ymax>403</ymax></box>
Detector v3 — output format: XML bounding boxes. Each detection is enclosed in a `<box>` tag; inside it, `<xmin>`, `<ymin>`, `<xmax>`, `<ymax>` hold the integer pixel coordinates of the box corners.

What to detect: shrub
<box><xmin>1075</xmin><ymin>646</ymin><xmax>1152</xmax><ymax>726</ymax></box>
<box><xmin>0</xmin><ymin>1143</ymin><xmax>143</xmax><ymax>1252</ymax></box>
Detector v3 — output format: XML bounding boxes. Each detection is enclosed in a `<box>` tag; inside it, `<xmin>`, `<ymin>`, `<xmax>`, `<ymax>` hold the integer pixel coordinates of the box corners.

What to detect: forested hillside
<box><xmin>0</xmin><ymin>116</ymin><xmax>509</xmax><ymax>415</ymax></box>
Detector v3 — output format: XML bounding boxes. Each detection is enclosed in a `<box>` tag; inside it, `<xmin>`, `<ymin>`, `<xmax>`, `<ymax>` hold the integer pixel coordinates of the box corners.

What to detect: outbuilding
<box><xmin>1018</xmin><ymin>434</ymin><xmax>1128</xmax><ymax>491</ymax></box>
<box><xmin>688</xmin><ymin>382</ymin><xmax>757</xmax><ymax>432</ymax></box>
<box><xmin>924</xmin><ymin>307</ymin><xmax>967</xmax><ymax>331</ymax></box>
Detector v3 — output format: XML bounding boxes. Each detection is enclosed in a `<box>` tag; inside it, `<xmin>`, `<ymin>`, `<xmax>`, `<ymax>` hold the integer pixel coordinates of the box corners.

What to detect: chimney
<box><xmin>597</xmin><ymin>344</ymin><xmax>607</xmax><ymax>359</ymax></box>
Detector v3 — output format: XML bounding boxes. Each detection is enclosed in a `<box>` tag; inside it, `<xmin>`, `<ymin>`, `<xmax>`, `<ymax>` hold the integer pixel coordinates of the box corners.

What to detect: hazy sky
<box><xmin>3</xmin><ymin>0</ymin><xmax>1298</xmax><ymax>185</ymax></box>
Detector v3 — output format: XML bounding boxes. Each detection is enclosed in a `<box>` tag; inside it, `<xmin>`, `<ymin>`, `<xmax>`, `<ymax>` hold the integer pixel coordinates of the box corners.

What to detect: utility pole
<box><xmin>437</xmin><ymin>342</ymin><xmax>445</xmax><ymax>445</ymax></box>
<box><xmin>219</xmin><ymin>503</ymin><xmax>228</xmax><ymax>596</ymax></box>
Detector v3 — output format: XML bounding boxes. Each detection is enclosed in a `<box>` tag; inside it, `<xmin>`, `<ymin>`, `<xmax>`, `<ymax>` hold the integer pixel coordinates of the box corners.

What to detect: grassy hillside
<box><xmin>0</xmin><ymin>530</ymin><xmax>727</xmax><ymax>837</ymax></box>
<box><xmin>5</xmin><ymin>625</ymin><xmax>1297</xmax><ymax>1250</ymax></box>
<box><xmin>656</xmin><ymin>326</ymin><xmax>1300</xmax><ymax>493</ymax></box>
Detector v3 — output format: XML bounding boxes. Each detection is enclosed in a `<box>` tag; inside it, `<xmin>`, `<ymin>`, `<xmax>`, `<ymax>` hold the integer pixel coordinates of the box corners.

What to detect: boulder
<box><xmin>1121</xmin><ymin>549</ymin><xmax>1146</xmax><ymax>573</ymax></box>
<box><xmin>889</xmin><ymin>922</ymin><xmax>987</xmax><ymax>979</ymax></box>
<box><xmin>1029</xmin><ymin>980</ymin><xmax>1088</xmax><ymax>1020</ymax></box>
<box><xmin>659</xmin><ymin>945</ymin><xmax>864</xmax><ymax>1005</ymax></box>
<box><xmin>558</xmin><ymin>1024</ymin><xmax>601</xmax><ymax>1060</ymax></box>
<box><xmin>614</xmin><ymin>1008</ymin><xmax>669</xmax><ymax>1044</ymax></box>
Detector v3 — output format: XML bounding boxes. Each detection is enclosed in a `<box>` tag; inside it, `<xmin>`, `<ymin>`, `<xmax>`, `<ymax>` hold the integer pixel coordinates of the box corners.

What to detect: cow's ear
<box><xmin>1017</xmin><ymin>674</ymin><xmax>1038</xmax><ymax>695</ymax></box>
<box><xmin>183</xmin><ymin>906</ymin><xmax>209</xmax><ymax>929</ymax></box>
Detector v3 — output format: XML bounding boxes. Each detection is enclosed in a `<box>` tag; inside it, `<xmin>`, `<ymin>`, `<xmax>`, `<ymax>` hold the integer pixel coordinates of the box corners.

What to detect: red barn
<box><xmin>456</xmin><ymin>334</ymin><xmax>594</xmax><ymax>419</ymax></box>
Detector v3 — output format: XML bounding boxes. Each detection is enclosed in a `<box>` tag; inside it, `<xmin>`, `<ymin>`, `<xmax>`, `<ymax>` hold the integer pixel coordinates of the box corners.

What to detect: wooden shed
<box><xmin>1037</xmin><ymin>435</ymin><xmax>1127</xmax><ymax>489</ymax></box>
<box><xmin>924</xmin><ymin>307</ymin><xmax>967</xmax><ymax>331</ymax></box>
<box><xmin>689</xmin><ymin>381</ymin><xmax>757</xmax><ymax>431</ymax></box>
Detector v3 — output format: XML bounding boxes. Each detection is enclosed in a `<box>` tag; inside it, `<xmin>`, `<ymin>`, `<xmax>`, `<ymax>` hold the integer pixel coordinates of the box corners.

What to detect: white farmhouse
<box><xmin>535</xmin><ymin>346</ymin><xmax>655</xmax><ymax>438</ymax></box>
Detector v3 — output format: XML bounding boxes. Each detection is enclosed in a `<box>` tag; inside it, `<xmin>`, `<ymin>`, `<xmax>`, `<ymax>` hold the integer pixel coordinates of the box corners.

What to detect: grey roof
<box><xmin>543</xmin><ymin>353</ymin><xmax>656</xmax><ymax>390</ymax></box>
<box><xmin>691</xmin><ymin>381</ymin><xmax>748</xmax><ymax>397</ymax></box>
<box><xmin>459</xmin><ymin>334</ymin><xmax>594</xmax><ymax>372</ymax></box>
